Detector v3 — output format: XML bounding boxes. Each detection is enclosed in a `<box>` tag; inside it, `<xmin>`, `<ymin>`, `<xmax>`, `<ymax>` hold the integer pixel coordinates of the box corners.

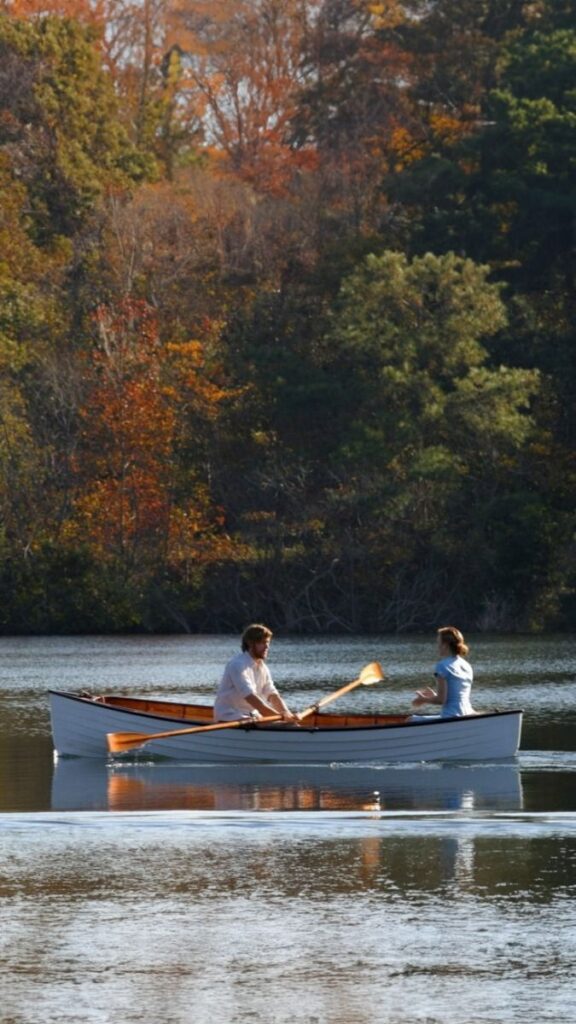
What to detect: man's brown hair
<box><xmin>241</xmin><ymin>624</ymin><xmax>273</xmax><ymax>651</ymax></box>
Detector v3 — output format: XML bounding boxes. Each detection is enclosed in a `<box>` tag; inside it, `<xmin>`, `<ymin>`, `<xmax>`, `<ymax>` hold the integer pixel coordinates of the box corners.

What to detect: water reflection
<box><xmin>52</xmin><ymin>758</ymin><xmax>523</xmax><ymax>814</ymax></box>
<box><xmin>51</xmin><ymin>760</ymin><xmax>525</xmax><ymax>891</ymax></box>
<box><xmin>50</xmin><ymin>760</ymin><xmax>526</xmax><ymax>891</ymax></box>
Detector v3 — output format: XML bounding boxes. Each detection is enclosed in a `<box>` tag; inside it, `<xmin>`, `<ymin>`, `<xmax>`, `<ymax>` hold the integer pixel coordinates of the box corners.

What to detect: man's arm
<box><xmin>266</xmin><ymin>691</ymin><xmax>299</xmax><ymax>722</ymax></box>
<box><xmin>245</xmin><ymin>692</ymin><xmax>299</xmax><ymax>723</ymax></box>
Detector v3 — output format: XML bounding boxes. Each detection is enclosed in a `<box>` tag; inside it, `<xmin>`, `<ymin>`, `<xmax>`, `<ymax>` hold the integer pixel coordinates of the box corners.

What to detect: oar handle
<box><xmin>107</xmin><ymin>712</ymin><xmax>285</xmax><ymax>753</ymax></box>
<box><xmin>158</xmin><ymin>713</ymin><xmax>284</xmax><ymax>737</ymax></box>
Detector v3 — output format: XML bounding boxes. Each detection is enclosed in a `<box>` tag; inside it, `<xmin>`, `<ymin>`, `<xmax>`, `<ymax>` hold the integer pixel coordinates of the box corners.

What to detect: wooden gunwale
<box><xmin>48</xmin><ymin>690</ymin><xmax>520</xmax><ymax>733</ymax></box>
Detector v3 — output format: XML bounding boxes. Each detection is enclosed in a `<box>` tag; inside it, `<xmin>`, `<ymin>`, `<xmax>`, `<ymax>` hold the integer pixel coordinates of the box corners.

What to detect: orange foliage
<box><xmin>166</xmin><ymin>0</ymin><xmax>321</xmax><ymax>194</ymax></box>
<box><xmin>67</xmin><ymin>298</ymin><xmax>237</xmax><ymax>574</ymax></box>
<box><xmin>428</xmin><ymin>111</ymin><xmax>474</xmax><ymax>146</ymax></box>
<box><xmin>365</xmin><ymin>0</ymin><xmax>405</xmax><ymax>30</ymax></box>
<box><xmin>3</xmin><ymin>0</ymin><xmax>102</xmax><ymax>17</ymax></box>
<box><xmin>388</xmin><ymin>109</ymin><xmax>472</xmax><ymax>170</ymax></box>
<box><xmin>388</xmin><ymin>124</ymin><xmax>427</xmax><ymax>169</ymax></box>
<box><xmin>166</xmin><ymin>338</ymin><xmax>231</xmax><ymax>418</ymax></box>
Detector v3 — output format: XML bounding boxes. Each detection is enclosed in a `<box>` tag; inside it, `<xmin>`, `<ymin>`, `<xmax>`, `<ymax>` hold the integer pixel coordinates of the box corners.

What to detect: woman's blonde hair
<box><xmin>437</xmin><ymin>626</ymin><xmax>469</xmax><ymax>657</ymax></box>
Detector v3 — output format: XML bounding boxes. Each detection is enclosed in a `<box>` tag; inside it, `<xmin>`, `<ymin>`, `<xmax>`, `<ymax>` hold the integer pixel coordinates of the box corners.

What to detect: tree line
<box><xmin>0</xmin><ymin>0</ymin><xmax>574</xmax><ymax>634</ymax></box>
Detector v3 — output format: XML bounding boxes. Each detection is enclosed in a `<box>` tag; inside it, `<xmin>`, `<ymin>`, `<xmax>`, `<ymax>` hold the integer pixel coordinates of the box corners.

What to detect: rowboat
<box><xmin>48</xmin><ymin>689</ymin><xmax>523</xmax><ymax>762</ymax></box>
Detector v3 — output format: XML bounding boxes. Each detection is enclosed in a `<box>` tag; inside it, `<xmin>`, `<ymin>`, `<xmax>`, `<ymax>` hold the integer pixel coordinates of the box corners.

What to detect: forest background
<box><xmin>0</xmin><ymin>0</ymin><xmax>574</xmax><ymax>635</ymax></box>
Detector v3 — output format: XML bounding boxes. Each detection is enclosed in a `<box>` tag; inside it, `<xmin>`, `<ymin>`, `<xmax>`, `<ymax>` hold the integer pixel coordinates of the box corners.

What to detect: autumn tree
<box><xmin>100</xmin><ymin>0</ymin><xmax>169</xmax><ymax>152</ymax></box>
<box><xmin>1</xmin><ymin>1</ymin><xmax>574</xmax><ymax>633</ymax></box>
<box><xmin>291</xmin><ymin>0</ymin><xmax>413</xmax><ymax>244</ymax></box>
<box><xmin>92</xmin><ymin>172</ymin><xmax>267</xmax><ymax>324</ymax></box>
<box><xmin>0</xmin><ymin>15</ymin><xmax>156</xmax><ymax>630</ymax></box>
<box><xmin>164</xmin><ymin>0</ymin><xmax>322</xmax><ymax>193</ymax></box>
<box><xmin>0</xmin><ymin>164</ymin><xmax>50</xmax><ymax>557</ymax></box>
<box><xmin>1</xmin><ymin>0</ymin><xmax>99</xmax><ymax>17</ymax></box>
<box><xmin>63</xmin><ymin>298</ymin><xmax>240</xmax><ymax>629</ymax></box>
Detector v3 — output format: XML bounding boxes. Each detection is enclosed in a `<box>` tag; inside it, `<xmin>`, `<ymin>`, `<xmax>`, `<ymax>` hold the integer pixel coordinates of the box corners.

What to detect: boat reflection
<box><xmin>51</xmin><ymin>759</ymin><xmax>523</xmax><ymax>814</ymax></box>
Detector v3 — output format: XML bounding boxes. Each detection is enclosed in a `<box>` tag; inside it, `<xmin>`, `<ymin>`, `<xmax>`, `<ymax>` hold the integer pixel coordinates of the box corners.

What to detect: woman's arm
<box><xmin>412</xmin><ymin>675</ymin><xmax>447</xmax><ymax>708</ymax></box>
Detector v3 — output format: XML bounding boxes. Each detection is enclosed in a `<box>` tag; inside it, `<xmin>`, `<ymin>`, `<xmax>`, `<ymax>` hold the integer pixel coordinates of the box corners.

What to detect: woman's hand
<box><xmin>412</xmin><ymin>686</ymin><xmax>437</xmax><ymax>708</ymax></box>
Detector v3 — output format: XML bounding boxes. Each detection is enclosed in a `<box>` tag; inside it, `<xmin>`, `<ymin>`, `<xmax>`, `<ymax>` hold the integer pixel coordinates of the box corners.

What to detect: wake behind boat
<box><xmin>48</xmin><ymin>689</ymin><xmax>523</xmax><ymax>763</ymax></box>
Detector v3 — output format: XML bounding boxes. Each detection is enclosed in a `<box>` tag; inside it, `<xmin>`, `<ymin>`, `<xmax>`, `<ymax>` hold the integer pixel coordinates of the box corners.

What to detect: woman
<box><xmin>412</xmin><ymin>626</ymin><xmax>475</xmax><ymax>718</ymax></box>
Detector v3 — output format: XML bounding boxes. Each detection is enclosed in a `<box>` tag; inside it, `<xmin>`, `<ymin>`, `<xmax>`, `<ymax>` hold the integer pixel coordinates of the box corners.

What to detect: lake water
<box><xmin>1</xmin><ymin>634</ymin><xmax>575</xmax><ymax>1023</ymax></box>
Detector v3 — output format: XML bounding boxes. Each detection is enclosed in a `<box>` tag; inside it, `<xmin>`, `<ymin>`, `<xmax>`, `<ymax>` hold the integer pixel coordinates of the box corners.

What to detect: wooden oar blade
<box><xmin>359</xmin><ymin>661</ymin><xmax>384</xmax><ymax>685</ymax></box>
<box><xmin>107</xmin><ymin>732</ymin><xmax>149</xmax><ymax>754</ymax></box>
<box><xmin>299</xmin><ymin>662</ymin><xmax>385</xmax><ymax>718</ymax></box>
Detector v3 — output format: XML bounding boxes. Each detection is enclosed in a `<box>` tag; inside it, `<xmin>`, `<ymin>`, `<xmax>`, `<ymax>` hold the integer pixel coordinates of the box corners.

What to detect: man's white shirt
<box><xmin>213</xmin><ymin>650</ymin><xmax>279</xmax><ymax>721</ymax></box>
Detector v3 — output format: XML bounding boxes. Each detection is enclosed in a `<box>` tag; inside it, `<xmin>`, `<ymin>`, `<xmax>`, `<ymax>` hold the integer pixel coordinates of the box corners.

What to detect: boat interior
<box><xmin>77</xmin><ymin>692</ymin><xmax>409</xmax><ymax>729</ymax></box>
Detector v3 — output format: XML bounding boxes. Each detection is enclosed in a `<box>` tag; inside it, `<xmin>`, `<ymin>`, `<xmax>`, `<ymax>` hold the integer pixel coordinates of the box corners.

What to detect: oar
<box><xmin>107</xmin><ymin>661</ymin><xmax>384</xmax><ymax>754</ymax></box>
<box><xmin>107</xmin><ymin>711</ymin><xmax>286</xmax><ymax>754</ymax></box>
<box><xmin>302</xmin><ymin>661</ymin><xmax>383</xmax><ymax>713</ymax></box>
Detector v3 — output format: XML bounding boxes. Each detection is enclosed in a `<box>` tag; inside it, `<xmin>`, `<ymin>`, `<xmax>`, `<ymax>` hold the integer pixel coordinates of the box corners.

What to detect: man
<box><xmin>213</xmin><ymin>624</ymin><xmax>299</xmax><ymax>723</ymax></box>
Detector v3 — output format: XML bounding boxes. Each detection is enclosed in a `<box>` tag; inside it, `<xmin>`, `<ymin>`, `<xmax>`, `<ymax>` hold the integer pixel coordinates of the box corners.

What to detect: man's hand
<box><xmin>282</xmin><ymin>710</ymin><xmax>301</xmax><ymax>726</ymax></box>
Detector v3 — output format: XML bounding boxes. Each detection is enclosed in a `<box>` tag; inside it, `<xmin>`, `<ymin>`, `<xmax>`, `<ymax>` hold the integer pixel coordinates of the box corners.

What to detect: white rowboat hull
<box><xmin>49</xmin><ymin>690</ymin><xmax>523</xmax><ymax>763</ymax></box>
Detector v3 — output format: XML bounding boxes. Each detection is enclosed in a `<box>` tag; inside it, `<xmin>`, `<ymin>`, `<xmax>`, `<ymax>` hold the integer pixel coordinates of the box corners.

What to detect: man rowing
<box><xmin>213</xmin><ymin>623</ymin><xmax>299</xmax><ymax>724</ymax></box>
